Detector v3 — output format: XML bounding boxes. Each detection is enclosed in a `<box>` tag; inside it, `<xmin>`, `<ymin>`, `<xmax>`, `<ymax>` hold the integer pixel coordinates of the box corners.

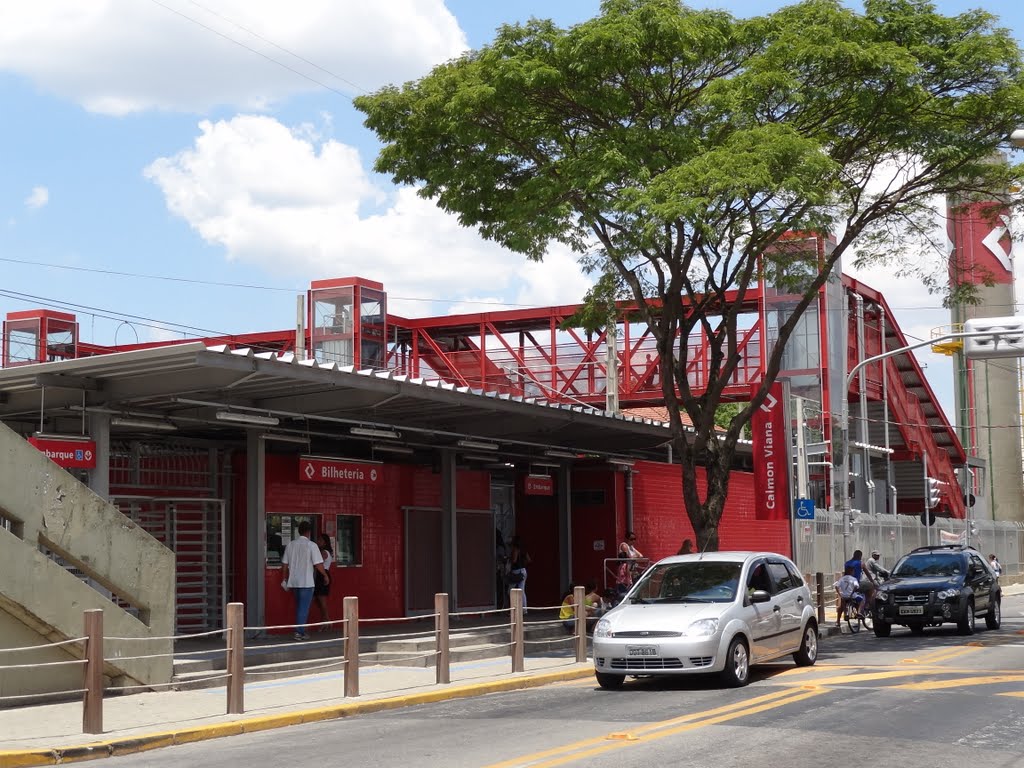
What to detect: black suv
<box><xmin>873</xmin><ymin>545</ymin><xmax>1001</xmax><ymax>637</ymax></box>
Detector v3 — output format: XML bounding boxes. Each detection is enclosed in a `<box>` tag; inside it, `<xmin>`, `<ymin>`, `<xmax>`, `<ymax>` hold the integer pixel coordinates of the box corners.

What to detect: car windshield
<box><xmin>892</xmin><ymin>553</ymin><xmax>963</xmax><ymax>578</ymax></box>
<box><xmin>630</xmin><ymin>561</ymin><xmax>742</xmax><ymax>603</ymax></box>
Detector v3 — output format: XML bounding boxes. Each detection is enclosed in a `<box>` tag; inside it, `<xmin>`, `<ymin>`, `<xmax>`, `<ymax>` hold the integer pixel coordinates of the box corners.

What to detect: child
<box><xmin>833</xmin><ymin>566</ymin><xmax>864</xmax><ymax>625</ymax></box>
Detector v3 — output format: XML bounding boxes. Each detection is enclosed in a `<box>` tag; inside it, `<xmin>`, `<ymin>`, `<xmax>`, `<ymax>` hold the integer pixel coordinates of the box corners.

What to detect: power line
<box><xmin>0</xmin><ymin>256</ymin><xmax>545</xmax><ymax>308</ymax></box>
<box><xmin>147</xmin><ymin>0</ymin><xmax>355</xmax><ymax>102</ymax></box>
<box><xmin>182</xmin><ymin>0</ymin><xmax>368</xmax><ymax>94</ymax></box>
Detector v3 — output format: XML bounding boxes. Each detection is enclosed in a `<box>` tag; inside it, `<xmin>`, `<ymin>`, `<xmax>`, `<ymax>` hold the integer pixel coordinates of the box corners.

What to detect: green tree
<box><xmin>356</xmin><ymin>0</ymin><xmax>1024</xmax><ymax>550</ymax></box>
<box><xmin>715</xmin><ymin>403</ymin><xmax>749</xmax><ymax>440</ymax></box>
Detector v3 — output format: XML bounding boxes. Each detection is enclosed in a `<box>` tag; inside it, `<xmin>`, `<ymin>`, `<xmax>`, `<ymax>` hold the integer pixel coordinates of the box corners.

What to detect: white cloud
<box><xmin>0</xmin><ymin>1</ymin><xmax>467</xmax><ymax>114</ymax></box>
<box><xmin>24</xmin><ymin>186</ymin><xmax>49</xmax><ymax>209</ymax></box>
<box><xmin>145</xmin><ymin>115</ymin><xmax>594</xmax><ymax>315</ymax></box>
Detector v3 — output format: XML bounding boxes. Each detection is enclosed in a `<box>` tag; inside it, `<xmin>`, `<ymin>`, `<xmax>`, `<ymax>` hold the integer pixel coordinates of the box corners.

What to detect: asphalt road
<box><xmin>109</xmin><ymin>593</ymin><xmax>1024</xmax><ymax>768</ymax></box>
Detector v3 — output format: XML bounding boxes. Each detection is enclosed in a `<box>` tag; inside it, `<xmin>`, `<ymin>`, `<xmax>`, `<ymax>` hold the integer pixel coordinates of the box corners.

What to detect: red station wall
<box><xmin>229</xmin><ymin>454</ymin><xmax>791</xmax><ymax>623</ymax></box>
<box><xmin>232</xmin><ymin>454</ymin><xmax>490</xmax><ymax>629</ymax></box>
<box><xmin>629</xmin><ymin>461</ymin><xmax>792</xmax><ymax>558</ymax></box>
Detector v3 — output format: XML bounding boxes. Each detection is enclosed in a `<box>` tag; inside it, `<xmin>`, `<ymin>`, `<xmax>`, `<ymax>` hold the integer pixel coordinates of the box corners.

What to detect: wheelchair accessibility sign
<box><xmin>794</xmin><ymin>498</ymin><xmax>815</xmax><ymax>520</ymax></box>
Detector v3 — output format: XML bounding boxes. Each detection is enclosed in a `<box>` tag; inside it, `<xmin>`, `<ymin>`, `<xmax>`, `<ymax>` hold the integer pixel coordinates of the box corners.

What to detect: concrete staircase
<box><xmin>0</xmin><ymin>421</ymin><xmax>176</xmax><ymax>700</ymax></box>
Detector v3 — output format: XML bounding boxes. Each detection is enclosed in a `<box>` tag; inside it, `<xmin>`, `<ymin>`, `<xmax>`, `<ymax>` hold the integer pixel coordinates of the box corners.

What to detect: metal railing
<box><xmin>0</xmin><ymin>587</ymin><xmax>591</xmax><ymax>735</ymax></box>
<box><xmin>794</xmin><ymin>508</ymin><xmax>1023</xmax><ymax>582</ymax></box>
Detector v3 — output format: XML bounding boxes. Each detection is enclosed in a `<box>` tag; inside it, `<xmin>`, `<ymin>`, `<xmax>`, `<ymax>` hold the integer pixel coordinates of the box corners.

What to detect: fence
<box><xmin>793</xmin><ymin>509</ymin><xmax>1024</xmax><ymax>582</ymax></box>
<box><xmin>0</xmin><ymin>588</ymin><xmax>590</xmax><ymax>735</ymax></box>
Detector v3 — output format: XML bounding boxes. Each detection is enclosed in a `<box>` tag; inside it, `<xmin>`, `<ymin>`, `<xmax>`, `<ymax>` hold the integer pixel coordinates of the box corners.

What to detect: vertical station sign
<box><xmin>750</xmin><ymin>382</ymin><xmax>790</xmax><ymax>520</ymax></box>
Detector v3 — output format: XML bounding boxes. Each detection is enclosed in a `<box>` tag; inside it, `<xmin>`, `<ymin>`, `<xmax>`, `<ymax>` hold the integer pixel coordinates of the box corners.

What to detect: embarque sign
<box><xmin>28</xmin><ymin>437</ymin><xmax>97</xmax><ymax>469</ymax></box>
<box><xmin>299</xmin><ymin>456</ymin><xmax>384</xmax><ymax>485</ymax></box>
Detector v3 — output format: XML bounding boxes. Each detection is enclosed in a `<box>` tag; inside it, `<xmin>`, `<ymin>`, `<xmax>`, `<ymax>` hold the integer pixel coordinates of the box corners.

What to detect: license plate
<box><xmin>899</xmin><ymin>606</ymin><xmax>924</xmax><ymax>615</ymax></box>
<box><xmin>627</xmin><ymin>645</ymin><xmax>658</xmax><ymax>657</ymax></box>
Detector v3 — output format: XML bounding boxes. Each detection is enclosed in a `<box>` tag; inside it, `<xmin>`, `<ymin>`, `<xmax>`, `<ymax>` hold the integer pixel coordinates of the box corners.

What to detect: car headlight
<box><xmin>593</xmin><ymin>618</ymin><xmax>612</xmax><ymax>638</ymax></box>
<box><xmin>938</xmin><ymin>588</ymin><xmax>961</xmax><ymax>600</ymax></box>
<box><xmin>684</xmin><ymin>618</ymin><xmax>720</xmax><ymax>638</ymax></box>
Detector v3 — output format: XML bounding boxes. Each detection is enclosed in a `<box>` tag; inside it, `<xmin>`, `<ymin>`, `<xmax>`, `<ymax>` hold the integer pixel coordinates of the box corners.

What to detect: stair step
<box><xmin>172</xmin><ymin>621</ymin><xmax>581</xmax><ymax>681</ymax></box>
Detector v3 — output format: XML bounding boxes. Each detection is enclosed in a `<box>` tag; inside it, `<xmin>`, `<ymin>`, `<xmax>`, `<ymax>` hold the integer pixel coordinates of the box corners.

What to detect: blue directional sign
<box><xmin>794</xmin><ymin>498</ymin><xmax>815</xmax><ymax>520</ymax></box>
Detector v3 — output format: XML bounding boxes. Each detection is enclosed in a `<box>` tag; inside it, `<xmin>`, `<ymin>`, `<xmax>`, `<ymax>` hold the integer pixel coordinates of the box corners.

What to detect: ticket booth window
<box><xmin>335</xmin><ymin>515</ymin><xmax>362</xmax><ymax>566</ymax></box>
<box><xmin>265</xmin><ymin>513</ymin><xmax>318</xmax><ymax>566</ymax></box>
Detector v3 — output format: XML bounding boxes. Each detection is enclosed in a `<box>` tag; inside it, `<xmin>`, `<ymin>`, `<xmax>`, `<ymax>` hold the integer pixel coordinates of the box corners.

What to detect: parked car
<box><xmin>591</xmin><ymin>551</ymin><xmax>818</xmax><ymax>689</ymax></box>
<box><xmin>872</xmin><ymin>544</ymin><xmax>1001</xmax><ymax>637</ymax></box>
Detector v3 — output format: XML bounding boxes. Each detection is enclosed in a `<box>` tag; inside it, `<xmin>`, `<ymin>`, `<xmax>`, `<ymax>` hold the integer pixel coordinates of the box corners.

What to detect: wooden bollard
<box><xmin>815</xmin><ymin>573</ymin><xmax>826</xmax><ymax>626</ymax></box>
<box><xmin>226</xmin><ymin>602</ymin><xmax>244</xmax><ymax>714</ymax></box>
<box><xmin>511</xmin><ymin>589</ymin><xmax>524</xmax><ymax>673</ymax></box>
<box><xmin>344</xmin><ymin>596</ymin><xmax>359</xmax><ymax>697</ymax></box>
<box><xmin>435</xmin><ymin>593</ymin><xmax>450</xmax><ymax>685</ymax></box>
<box><xmin>82</xmin><ymin>608</ymin><xmax>103</xmax><ymax>735</ymax></box>
<box><xmin>574</xmin><ymin>585</ymin><xmax>586</xmax><ymax>663</ymax></box>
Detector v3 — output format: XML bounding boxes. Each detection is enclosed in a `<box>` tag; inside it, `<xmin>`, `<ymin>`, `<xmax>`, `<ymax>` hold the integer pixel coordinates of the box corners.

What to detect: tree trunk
<box><xmin>677</xmin><ymin>435</ymin><xmax>732</xmax><ymax>552</ymax></box>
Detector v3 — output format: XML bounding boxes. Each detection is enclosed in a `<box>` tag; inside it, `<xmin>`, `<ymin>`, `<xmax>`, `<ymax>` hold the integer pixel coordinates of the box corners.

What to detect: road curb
<box><xmin>0</xmin><ymin>666</ymin><xmax>595</xmax><ymax>768</ymax></box>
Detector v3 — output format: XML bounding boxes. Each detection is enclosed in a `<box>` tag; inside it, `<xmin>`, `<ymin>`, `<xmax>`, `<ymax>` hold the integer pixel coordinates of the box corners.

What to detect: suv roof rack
<box><xmin>909</xmin><ymin>544</ymin><xmax>972</xmax><ymax>553</ymax></box>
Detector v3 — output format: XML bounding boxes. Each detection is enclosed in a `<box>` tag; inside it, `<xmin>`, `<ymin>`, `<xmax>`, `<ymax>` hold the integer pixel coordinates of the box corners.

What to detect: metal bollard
<box><xmin>344</xmin><ymin>596</ymin><xmax>359</xmax><ymax>697</ymax></box>
<box><xmin>83</xmin><ymin>608</ymin><xmax>104</xmax><ymax>735</ymax></box>
<box><xmin>435</xmin><ymin>593</ymin><xmax>450</xmax><ymax>685</ymax></box>
<box><xmin>573</xmin><ymin>585</ymin><xmax>586</xmax><ymax>663</ymax></box>
<box><xmin>510</xmin><ymin>589</ymin><xmax>524</xmax><ymax>673</ymax></box>
<box><xmin>226</xmin><ymin>602</ymin><xmax>244</xmax><ymax>714</ymax></box>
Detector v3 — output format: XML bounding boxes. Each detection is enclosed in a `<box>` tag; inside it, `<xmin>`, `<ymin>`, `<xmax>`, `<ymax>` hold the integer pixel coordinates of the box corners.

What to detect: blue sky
<box><xmin>1</xmin><ymin>0</ymin><xmax>1023</xmax><ymax>422</ymax></box>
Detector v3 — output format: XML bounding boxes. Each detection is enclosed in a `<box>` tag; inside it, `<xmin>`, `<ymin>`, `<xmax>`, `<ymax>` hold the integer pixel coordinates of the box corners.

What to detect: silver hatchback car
<box><xmin>592</xmin><ymin>551</ymin><xmax>818</xmax><ymax>688</ymax></box>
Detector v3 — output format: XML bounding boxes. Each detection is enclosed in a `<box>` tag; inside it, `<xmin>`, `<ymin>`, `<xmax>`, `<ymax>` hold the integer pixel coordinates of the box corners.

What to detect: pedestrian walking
<box><xmin>312</xmin><ymin>533</ymin><xmax>333</xmax><ymax>630</ymax></box>
<box><xmin>989</xmin><ymin>553</ymin><xmax>1002</xmax><ymax>577</ymax></box>
<box><xmin>282</xmin><ymin>521</ymin><xmax>329</xmax><ymax>640</ymax></box>
<box><xmin>508</xmin><ymin>536</ymin><xmax>531</xmax><ymax>609</ymax></box>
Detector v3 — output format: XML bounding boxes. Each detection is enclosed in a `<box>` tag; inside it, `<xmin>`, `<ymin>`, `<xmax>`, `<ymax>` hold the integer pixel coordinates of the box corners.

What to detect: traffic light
<box><xmin>926</xmin><ymin>477</ymin><xmax>941</xmax><ymax>510</ymax></box>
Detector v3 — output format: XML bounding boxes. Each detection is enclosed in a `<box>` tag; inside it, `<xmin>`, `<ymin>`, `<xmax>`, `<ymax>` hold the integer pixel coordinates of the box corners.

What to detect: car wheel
<box><xmin>595</xmin><ymin>672</ymin><xmax>624</xmax><ymax>690</ymax></box>
<box><xmin>793</xmin><ymin>621</ymin><xmax>818</xmax><ymax>667</ymax></box>
<box><xmin>720</xmin><ymin>636</ymin><xmax>750</xmax><ymax>687</ymax></box>
<box><xmin>909</xmin><ymin>624</ymin><xmax>926</xmax><ymax>636</ymax></box>
<box><xmin>957</xmin><ymin>601</ymin><xmax>975</xmax><ymax>636</ymax></box>
<box><xmin>873</xmin><ymin>621</ymin><xmax>892</xmax><ymax>638</ymax></box>
<box><xmin>985</xmin><ymin>598</ymin><xmax>1001</xmax><ymax>630</ymax></box>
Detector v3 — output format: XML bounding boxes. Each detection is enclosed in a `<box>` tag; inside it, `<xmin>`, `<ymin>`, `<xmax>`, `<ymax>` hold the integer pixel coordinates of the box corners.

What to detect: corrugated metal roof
<box><xmin>0</xmin><ymin>343</ymin><xmax>678</xmax><ymax>459</ymax></box>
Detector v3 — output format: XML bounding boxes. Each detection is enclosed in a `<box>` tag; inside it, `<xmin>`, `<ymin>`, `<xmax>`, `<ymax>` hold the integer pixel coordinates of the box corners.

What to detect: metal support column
<box><xmin>440</xmin><ymin>448</ymin><xmax>457</xmax><ymax>606</ymax></box>
<box><xmin>87</xmin><ymin>412</ymin><xmax>110</xmax><ymax>501</ymax></box>
<box><xmin>558</xmin><ymin>463</ymin><xmax>572</xmax><ymax>592</ymax></box>
<box><xmin>245</xmin><ymin>430</ymin><xmax>266</xmax><ymax>629</ymax></box>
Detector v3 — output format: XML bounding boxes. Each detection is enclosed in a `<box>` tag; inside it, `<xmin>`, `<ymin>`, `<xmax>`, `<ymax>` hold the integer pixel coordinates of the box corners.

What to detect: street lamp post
<box><xmin>835</xmin><ymin>323</ymin><xmax>1024</xmax><ymax>550</ymax></box>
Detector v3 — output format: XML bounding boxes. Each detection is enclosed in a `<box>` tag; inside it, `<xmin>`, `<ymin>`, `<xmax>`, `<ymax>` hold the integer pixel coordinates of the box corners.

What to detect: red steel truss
<box><xmin>4</xmin><ymin>270</ymin><xmax>966</xmax><ymax>517</ymax></box>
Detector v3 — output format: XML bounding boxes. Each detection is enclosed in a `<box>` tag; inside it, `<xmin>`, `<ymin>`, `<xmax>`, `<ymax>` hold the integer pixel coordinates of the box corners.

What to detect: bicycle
<box><xmin>838</xmin><ymin>593</ymin><xmax>873</xmax><ymax>634</ymax></box>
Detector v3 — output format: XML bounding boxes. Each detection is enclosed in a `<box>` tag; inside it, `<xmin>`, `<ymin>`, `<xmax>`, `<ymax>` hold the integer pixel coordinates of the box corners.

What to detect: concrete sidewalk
<box><xmin>0</xmin><ymin>655</ymin><xmax>594</xmax><ymax>766</ymax></box>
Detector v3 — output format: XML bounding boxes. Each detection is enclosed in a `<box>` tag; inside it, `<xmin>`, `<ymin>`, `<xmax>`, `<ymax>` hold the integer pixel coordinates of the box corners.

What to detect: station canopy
<box><xmin>0</xmin><ymin>343</ymin><xmax>689</xmax><ymax>464</ymax></box>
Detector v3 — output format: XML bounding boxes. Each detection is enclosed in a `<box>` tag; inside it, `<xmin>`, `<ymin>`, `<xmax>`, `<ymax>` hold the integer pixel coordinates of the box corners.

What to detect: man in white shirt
<box><xmin>282</xmin><ymin>520</ymin><xmax>329</xmax><ymax>640</ymax></box>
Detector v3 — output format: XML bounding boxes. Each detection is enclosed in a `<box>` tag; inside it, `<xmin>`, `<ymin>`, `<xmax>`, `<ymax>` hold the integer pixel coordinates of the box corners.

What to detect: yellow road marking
<box><xmin>902</xmin><ymin>645</ymin><xmax>981</xmax><ymax>665</ymax></box>
<box><xmin>780</xmin><ymin>670</ymin><xmax>923</xmax><ymax>686</ymax></box>
<box><xmin>480</xmin><ymin>687</ymin><xmax>820</xmax><ymax>768</ymax></box>
<box><xmin>913</xmin><ymin>646</ymin><xmax>983</xmax><ymax>665</ymax></box>
<box><xmin>506</xmin><ymin>688</ymin><xmax>828</xmax><ymax>768</ymax></box>
<box><xmin>894</xmin><ymin>674</ymin><xmax>1024</xmax><ymax>691</ymax></box>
